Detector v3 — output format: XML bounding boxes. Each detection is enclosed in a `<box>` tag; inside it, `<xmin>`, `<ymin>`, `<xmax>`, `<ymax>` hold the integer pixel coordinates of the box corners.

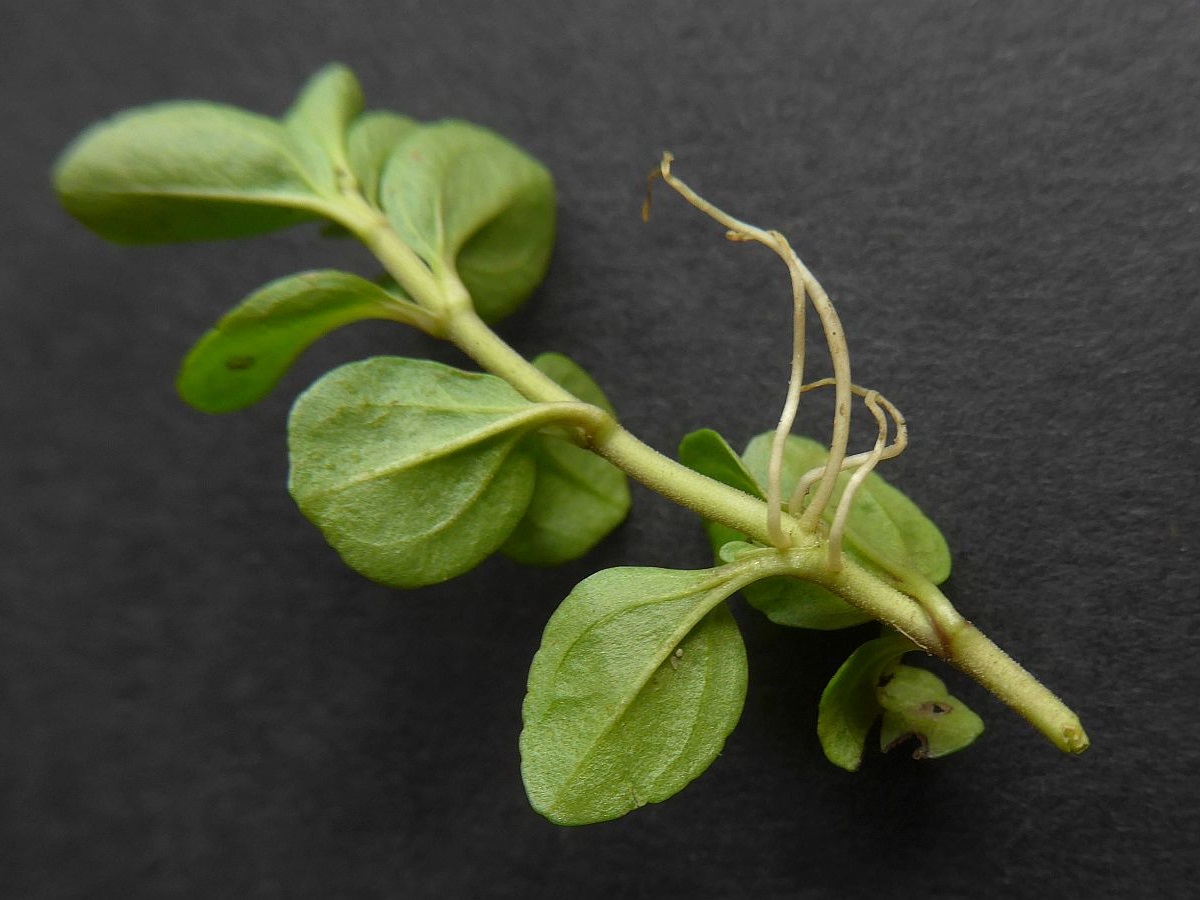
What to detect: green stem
<box><xmin>445</xmin><ymin>308</ymin><xmax>788</xmax><ymax>546</ymax></box>
<box><xmin>947</xmin><ymin>623</ymin><xmax>1090</xmax><ymax>754</ymax></box>
<box><xmin>336</xmin><ymin>196</ymin><xmax>449</xmax><ymax>327</ymax></box>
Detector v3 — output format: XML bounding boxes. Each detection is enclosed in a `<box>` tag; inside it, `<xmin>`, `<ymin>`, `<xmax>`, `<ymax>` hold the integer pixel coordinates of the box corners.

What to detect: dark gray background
<box><xmin>3</xmin><ymin>1</ymin><xmax>1198</xmax><ymax>897</ymax></box>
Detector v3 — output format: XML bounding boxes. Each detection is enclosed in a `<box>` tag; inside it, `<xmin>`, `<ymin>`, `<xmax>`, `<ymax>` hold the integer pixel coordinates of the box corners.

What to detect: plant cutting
<box><xmin>53</xmin><ymin>64</ymin><xmax>1088</xmax><ymax>826</ymax></box>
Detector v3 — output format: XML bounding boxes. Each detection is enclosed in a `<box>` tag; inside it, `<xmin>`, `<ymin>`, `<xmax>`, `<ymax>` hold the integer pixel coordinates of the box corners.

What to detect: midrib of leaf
<box><xmin>545</xmin><ymin>572</ymin><xmax>728</xmax><ymax>688</ymax></box>
<box><xmin>96</xmin><ymin>184</ymin><xmax>341</xmax><ymax>217</ymax></box>
<box><xmin>302</xmin><ymin>403</ymin><xmax>570</xmax><ymax>501</ymax></box>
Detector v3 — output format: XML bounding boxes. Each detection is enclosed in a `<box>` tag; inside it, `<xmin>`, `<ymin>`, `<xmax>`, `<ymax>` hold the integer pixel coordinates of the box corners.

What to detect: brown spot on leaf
<box><xmin>225</xmin><ymin>355</ymin><xmax>255</xmax><ymax>371</ymax></box>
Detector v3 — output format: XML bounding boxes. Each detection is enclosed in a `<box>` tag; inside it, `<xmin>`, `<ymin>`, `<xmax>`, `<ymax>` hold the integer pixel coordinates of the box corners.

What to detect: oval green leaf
<box><xmin>54</xmin><ymin>101</ymin><xmax>335</xmax><ymax>243</ymax></box>
<box><xmin>284</xmin><ymin>63</ymin><xmax>364</xmax><ymax>178</ymax></box>
<box><xmin>177</xmin><ymin>270</ymin><xmax>420</xmax><ymax>413</ymax></box>
<box><xmin>678</xmin><ymin>428</ymin><xmax>869</xmax><ymax>630</ymax></box>
<box><xmin>521</xmin><ymin>566</ymin><xmax>749</xmax><ymax>825</ymax></box>
<box><xmin>817</xmin><ymin>632</ymin><xmax>915</xmax><ymax>771</ymax></box>
<box><xmin>380</xmin><ymin>120</ymin><xmax>555</xmax><ymax>321</ymax></box>
<box><xmin>878</xmin><ymin>665</ymin><xmax>985</xmax><ymax>759</ymax></box>
<box><xmin>501</xmin><ymin>353</ymin><xmax>630</xmax><ymax>565</ymax></box>
<box><xmin>288</xmin><ymin>357</ymin><xmax>550</xmax><ymax>588</ymax></box>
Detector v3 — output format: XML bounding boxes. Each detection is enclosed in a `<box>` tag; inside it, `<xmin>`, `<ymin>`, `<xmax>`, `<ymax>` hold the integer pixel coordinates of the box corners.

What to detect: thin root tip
<box><xmin>643</xmin><ymin>152</ymin><xmax>676</xmax><ymax>222</ymax></box>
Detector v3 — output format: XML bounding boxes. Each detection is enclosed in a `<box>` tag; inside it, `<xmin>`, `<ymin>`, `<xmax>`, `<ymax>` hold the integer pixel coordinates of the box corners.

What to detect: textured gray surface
<box><xmin>3</xmin><ymin>1</ymin><xmax>1198</xmax><ymax>897</ymax></box>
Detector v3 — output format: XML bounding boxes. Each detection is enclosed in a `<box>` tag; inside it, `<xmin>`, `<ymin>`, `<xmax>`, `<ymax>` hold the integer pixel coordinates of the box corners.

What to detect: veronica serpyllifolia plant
<box><xmin>54</xmin><ymin>64</ymin><xmax>1088</xmax><ymax>825</ymax></box>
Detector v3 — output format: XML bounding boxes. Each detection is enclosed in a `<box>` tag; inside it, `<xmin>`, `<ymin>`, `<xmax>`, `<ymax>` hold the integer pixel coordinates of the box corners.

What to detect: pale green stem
<box><xmin>445</xmin><ymin>308</ymin><xmax>791</xmax><ymax>547</ymax></box>
<box><xmin>335</xmin><ymin>195</ymin><xmax>449</xmax><ymax>329</ymax></box>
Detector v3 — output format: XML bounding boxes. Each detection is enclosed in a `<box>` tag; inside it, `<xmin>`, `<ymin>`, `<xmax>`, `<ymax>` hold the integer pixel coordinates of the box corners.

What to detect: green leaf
<box><xmin>288</xmin><ymin>357</ymin><xmax>556</xmax><ymax>588</ymax></box>
<box><xmin>501</xmin><ymin>353</ymin><xmax>630</xmax><ymax>565</ymax></box>
<box><xmin>741</xmin><ymin>575</ymin><xmax>871</xmax><ymax>630</ymax></box>
<box><xmin>743</xmin><ymin>433</ymin><xmax>951</xmax><ymax>584</ymax></box>
<box><xmin>521</xmin><ymin>566</ymin><xmax>749</xmax><ymax>825</ymax></box>
<box><xmin>678</xmin><ymin>428</ymin><xmax>868</xmax><ymax>630</ymax></box>
<box><xmin>678</xmin><ymin>427</ymin><xmax>765</xmax><ymax>557</ymax></box>
<box><xmin>878</xmin><ymin>665</ymin><xmax>985</xmax><ymax>759</ymax></box>
<box><xmin>380</xmin><ymin>120</ymin><xmax>555</xmax><ymax>321</ymax></box>
<box><xmin>817</xmin><ymin>633</ymin><xmax>914</xmax><ymax>771</ymax></box>
<box><xmin>678</xmin><ymin>429</ymin><xmax>763</xmax><ymax>498</ymax></box>
<box><xmin>284</xmin><ymin>63</ymin><xmax>364</xmax><ymax>177</ymax></box>
<box><xmin>345</xmin><ymin>111</ymin><xmax>421</xmax><ymax>208</ymax></box>
<box><xmin>525</xmin><ymin>352</ymin><xmax>617</xmax><ymax>416</ymax></box>
<box><xmin>177</xmin><ymin>270</ymin><xmax>417</xmax><ymax>413</ymax></box>
<box><xmin>54</xmin><ymin>101</ymin><xmax>334</xmax><ymax>243</ymax></box>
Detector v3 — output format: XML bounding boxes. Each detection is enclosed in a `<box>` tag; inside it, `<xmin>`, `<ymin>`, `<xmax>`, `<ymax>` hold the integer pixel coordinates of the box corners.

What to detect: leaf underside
<box><xmin>177</xmin><ymin>270</ymin><xmax>410</xmax><ymax>413</ymax></box>
<box><xmin>53</xmin><ymin>101</ymin><xmax>331</xmax><ymax>243</ymax></box>
<box><xmin>521</xmin><ymin>566</ymin><xmax>748</xmax><ymax>825</ymax></box>
<box><xmin>288</xmin><ymin>357</ymin><xmax>544</xmax><ymax>588</ymax></box>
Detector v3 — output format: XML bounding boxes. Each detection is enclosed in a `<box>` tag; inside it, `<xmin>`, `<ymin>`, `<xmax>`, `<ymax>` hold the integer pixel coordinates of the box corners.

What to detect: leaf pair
<box><xmin>287</xmin><ymin>354</ymin><xmax>629</xmax><ymax>588</ymax></box>
<box><xmin>818</xmin><ymin>633</ymin><xmax>984</xmax><ymax>771</ymax></box>
<box><xmin>679</xmin><ymin>429</ymin><xmax>951</xmax><ymax>630</ymax></box>
<box><xmin>54</xmin><ymin>63</ymin><xmax>555</xmax><ymax>347</ymax></box>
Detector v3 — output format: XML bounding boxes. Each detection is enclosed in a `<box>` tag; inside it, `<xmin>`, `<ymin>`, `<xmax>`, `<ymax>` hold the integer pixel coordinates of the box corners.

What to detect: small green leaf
<box><xmin>177</xmin><ymin>270</ymin><xmax>417</xmax><ymax>413</ymax></box>
<box><xmin>526</xmin><ymin>352</ymin><xmax>617</xmax><ymax>416</ymax></box>
<box><xmin>716</xmin><ymin>540</ymin><xmax>759</xmax><ymax>563</ymax></box>
<box><xmin>284</xmin><ymin>63</ymin><xmax>364</xmax><ymax>178</ymax></box>
<box><xmin>54</xmin><ymin>102</ymin><xmax>334</xmax><ymax>243</ymax></box>
<box><xmin>501</xmin><ymin>353</ymin><xmax>630</xmax><ymax>565</ymax></box>
<box><xmin>817</xmin><ymin>632</ymin><xmax>915</xmax><ymax>771</ymax></box>
<box><xmin>743</xmin><ymin>433</ymin><xmax>951</xmax><ymax>584</ymax></box>
<box><xmin>678</xmin><ymin>429</ymin><xmax>763</xmax><ymax>498</ymax></box>
<box><xmin>878</xmin><ymin>665</ymin><xmax>985</xmax><ymax>759</ymax></box>
<box><xmin>288</xmin><ymin>357</ymin><xmax>555</xmax><ymax>588</ymax></box>
<box><xmin>521</xmin><ymin>566</ymin><xmax>749</xmax><ymax>825</ymax></box>
<box><xmin>678</xmin><ymin>427</ymin><xmax>765</xmax><ymax>556</ymax></box>
<box><xmin>346</xmin><ymin>111</ymin><xmax>421</xmax><ymax>208</ymax></box>
<box><xmin>380</xmin><ymin>120</ymin><xmax>555</xmax><ymax>321</ymax></box>
<box><xmin>678</xmin><ymin>428</ymin><xmax>868</xmax><ymax>630</ymax></box>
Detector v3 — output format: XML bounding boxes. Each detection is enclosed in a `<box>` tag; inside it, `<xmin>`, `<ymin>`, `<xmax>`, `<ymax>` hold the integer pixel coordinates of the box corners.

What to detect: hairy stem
<box><xmin>814</xmin><ymin>552</ymin><xmax>1089</xmax><ymax>754</ymax></box>
<box><xmin>445</xmin><ymin>308</ymin><xmax>791</xmax><ymax>546</ymax></box>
